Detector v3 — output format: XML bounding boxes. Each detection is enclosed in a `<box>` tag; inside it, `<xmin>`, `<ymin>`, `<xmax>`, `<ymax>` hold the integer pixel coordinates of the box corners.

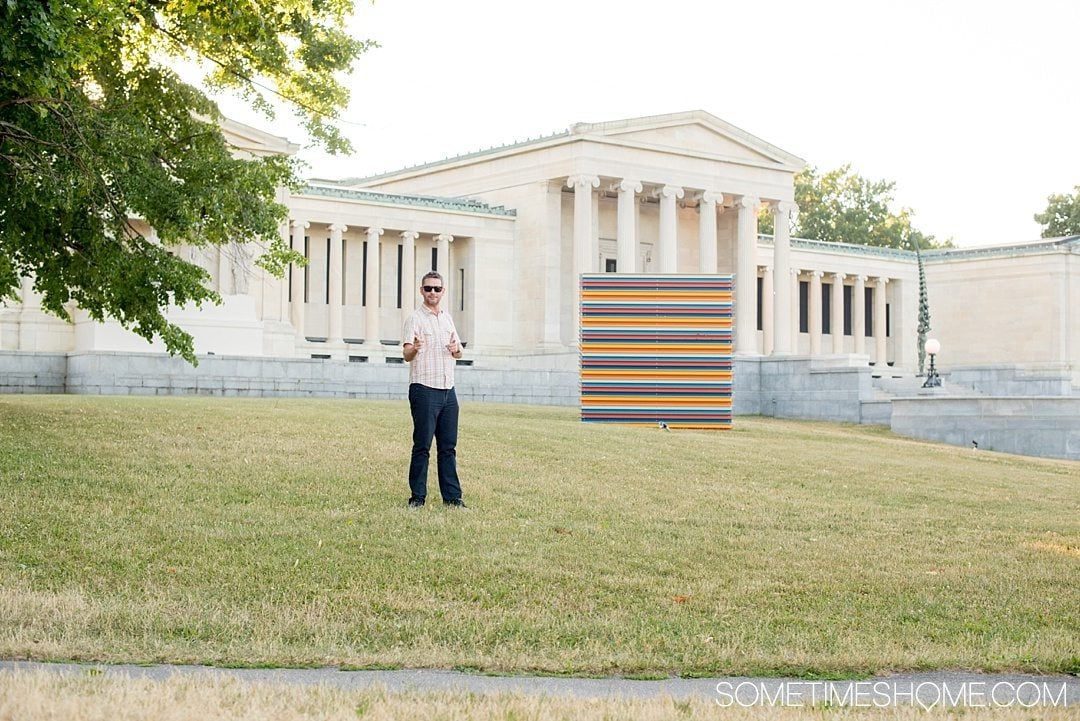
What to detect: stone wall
<box><xmin>890</xmin><ymin>395</ymin><xmax>1080</xmax><ymax>461</ymax></box>
<box><xmin>1</xmin><ymin>352</ymin><xmax>579</xmax><ymax>406</ymax></box>
<box><xmin>945</xmin><ymin>365</ymin><xmax>1077</xmax><ymax>397</ymax></box>
<box><xmin>6</xmin><ymin>352</ymin><xmax>1079</xmax><ymax>461</ymax></box>
<box><xmin>0</xmin><ymin>352</ymin><xmax>68</xmax><ymax>394</ymax></box>
<box><xmin>736</xmin><ymin>356</ymin><xmax>879</xmax><ymax>424</ymax></box>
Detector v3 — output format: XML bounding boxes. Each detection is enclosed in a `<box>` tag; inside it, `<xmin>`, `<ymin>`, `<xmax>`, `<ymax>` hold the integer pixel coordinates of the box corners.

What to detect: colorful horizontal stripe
<box><xmin>580</xmin><ymin>274</ymin><xmax>734</xmax><ymax>430</ymax></box>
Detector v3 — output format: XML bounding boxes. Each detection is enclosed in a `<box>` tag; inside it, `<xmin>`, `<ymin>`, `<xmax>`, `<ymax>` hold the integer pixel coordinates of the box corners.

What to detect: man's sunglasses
<box><xmin>422</xmin><ymin>285</ymin><xmax>443</xmax><ymax>293</ymax></box>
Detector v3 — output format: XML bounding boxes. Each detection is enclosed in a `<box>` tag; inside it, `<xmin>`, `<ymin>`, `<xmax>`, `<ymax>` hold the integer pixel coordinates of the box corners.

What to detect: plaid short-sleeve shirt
<box><xmin>402</xmin><ymin>304</ymin><xmax>459</xmax><ymax>389</ymax></box>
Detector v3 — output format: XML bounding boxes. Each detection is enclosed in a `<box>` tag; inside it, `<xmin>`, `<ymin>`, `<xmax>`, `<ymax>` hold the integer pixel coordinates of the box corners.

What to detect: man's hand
<box><xmin>446</xmin><ymin>332</ymin><xmax>462</xmax><ymax>357</ymax></box>
<box><xmin>404</xmin><ymin>335</ymin><xmax>422</xmax><ymax>362</ymax></box>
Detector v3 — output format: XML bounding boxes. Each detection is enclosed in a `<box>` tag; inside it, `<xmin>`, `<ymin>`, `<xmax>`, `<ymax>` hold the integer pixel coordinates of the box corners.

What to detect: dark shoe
<box><xmin>407</xmin><ymin>497</ymin><xmax>425</xmax><ymax>508</ymax></box>
<box><xmin>443</xmin><ymin>499</ymin><xmax>467</xmax><ymax>508</ymax></box>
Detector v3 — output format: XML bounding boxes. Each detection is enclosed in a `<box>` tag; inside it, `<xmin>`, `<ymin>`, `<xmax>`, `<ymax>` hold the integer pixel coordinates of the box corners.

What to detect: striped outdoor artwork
<box><xmin>580</xmin><ymin>274</ymin><xmax>734</xmax><ymax>429</ymax></box>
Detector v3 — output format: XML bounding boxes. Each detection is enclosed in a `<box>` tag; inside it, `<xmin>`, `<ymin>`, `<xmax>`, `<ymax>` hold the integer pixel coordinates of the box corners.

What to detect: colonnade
<box><xmin>285</xmin><ymin>219</ymin><xmax>455</xmax><ymax>347</ymax></box>
<box><xmin>565</xmin><ymin>176</ymin><xmax>894</xmax><ymax>362</ymax></box>
<box><xmin>566</xmin><ymin>175</ymin><xmax>735</xmax><ymax>277</ymax></box>
<box><xmin>565</xmin><ymin>176</ymin><xmax>794</xmax><ymax>356</ymax></box>
<box><xmin>759</xmin><ymin>267</ymin><xmax>892</xmax><ymax>362</ymax></box>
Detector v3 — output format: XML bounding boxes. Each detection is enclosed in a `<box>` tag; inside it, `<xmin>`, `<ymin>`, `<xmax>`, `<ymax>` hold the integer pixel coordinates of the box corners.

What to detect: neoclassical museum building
<box><xmin>2</xmin><ymin>111</ymin><xmax>1078</xmax><ymax>456</ymax></box>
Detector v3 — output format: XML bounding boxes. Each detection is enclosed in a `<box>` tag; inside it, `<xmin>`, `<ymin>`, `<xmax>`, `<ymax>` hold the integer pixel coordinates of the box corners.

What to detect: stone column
<box><xmin>327</xmin><ymin>223</ymin><xmax>347</xmax><ymax>345</ymax></box>
<box><xmin>17</xmin><ymin>274</ymin><xmax>38</xmax><ymax>350</ymax></box>
<box><xmin>853</xmin><ymin>274</ymin><xmax>867</xmax><ymax>355</ymax></box>
<box><xmin>365</xmin><ymin>226</ymin><xmax>384</xmax><ymax>346</ymax></box>
<box><xmin>541</xmin><ymin>180</ymin><xmax>563</xmax><ymax>347</ymax></box>
<box><xmin>436</xmin><ymin>233</ymin><xmax>454</xmax><ymax>302</ymax></box>
<box><xmin>20</xmin><ymin>274</ymin><xmax>34</xmax><ymax>306</ymax></box>
<box><xmin>567</xmin><ymin>175</ymin><xmax>600</xmax><ymax>283</ymax></box>
<box><xmin>278</xmin><ymin>220</ymin><xmax>291</xmax><ymax>320</ymax></box>
<box><xmin>658</xmin><ymin>185</ymin><xmax>684</xmax><ymax>273</ymax></box>
<box><xmin>217</xmin><ymin>244</ymin><xmax>232</xmax><ymax>295</ymax></box>
<box><xmin>400</xmin><ymin>231</ymin><xmax>418</xmax><ymax>318</ymax></box>
<box><xmin>698</xmin><ymin>191</ymin><xmax>723</xmax><ymax>273</ymax></box>
<box><xmin>290</xmin><ymin>219</ymin><xmax>309</xmax><ymax>338</ymax></box>
<box><xmin>831</xmin><ymin>273</ymin><xmax>845</xmax><ymax>353</ymax></box>
<box><xmin>875</xmin><ymin>277</ymin><xmax>889</xmax><ymax>366</ymax></box>
<box><xmin>616</xmin><ymin>179</ymin><xmax>642</xmax><ymax>273</ymax></box>
<box><xmin>809</xmin><ymin>270</ymin><xmax>823</xmax><ymax>356</ymax></box>
<box><xmin>771</xmin><ymin>201</ymin><xmax>795</xmax><ymax>355</ymax></box>
<box><xmin>735</xmin><ymin>196</ymin><xmax>760</xmax><ymax>354</ymax></box>
<box><xmin>761</xmin><ymin>266</ymin><xmax>774</xmax><ymax>356</ymax></box>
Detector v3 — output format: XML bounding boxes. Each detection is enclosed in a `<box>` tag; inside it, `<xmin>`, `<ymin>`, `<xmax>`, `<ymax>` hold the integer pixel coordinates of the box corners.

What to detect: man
<box><xmin>401</xmin><ymin>271</ymin><xmax>466</xmax><ymax>508</ymax></box>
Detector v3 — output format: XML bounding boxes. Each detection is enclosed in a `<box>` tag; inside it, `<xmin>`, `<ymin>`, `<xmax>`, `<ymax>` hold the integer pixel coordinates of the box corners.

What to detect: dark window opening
<box><xmin>396</xmin><ymin>244</ymin><xmax>403</xmax><ymax>309</ymax></box>
<box><xmin>843</xmin><ymin>284</ymin><xmax>852</xmax><ymax>336</ymax></box>
<box><xmin>822</xmin><ymin>282</ymin><xmax>832</xmax><ymax>335</ymax></box>
<box><xmin>798</xmin><ymin>280</ymin><xmax>809</xmax><ymax>333</ymax></box>
<box><xmin>756</xmin><ymin>276</ymin><xmax>763</xmax><ymax>331</ymax></box>
<box><xmin>339</xmin><ymin>237</ymin><xmax>347</xmax><ymax>305</ymax></box>
<box><xmin>865</xmin><ymin>286</ymin><xmax>874</xmax><ymax>337</ymax></box>
<box><xmin>303</xmin><ymin>236</ymin><xmax>310</xmax><ymax>303</ymax></box>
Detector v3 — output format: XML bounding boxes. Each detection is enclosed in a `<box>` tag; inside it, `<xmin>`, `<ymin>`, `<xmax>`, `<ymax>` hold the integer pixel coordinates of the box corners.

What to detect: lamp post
<box><xmin>922</xmin><ymin>338</ymin><xmax>942</xmax><ymax>388</ymax></box>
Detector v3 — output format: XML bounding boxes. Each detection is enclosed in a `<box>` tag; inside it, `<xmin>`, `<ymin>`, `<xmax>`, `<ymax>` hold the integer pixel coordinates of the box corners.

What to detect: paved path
<box><xmin>2</xmin><ymin>661</ymin><xmax>1077</xmax><ymax>709</ymax></box>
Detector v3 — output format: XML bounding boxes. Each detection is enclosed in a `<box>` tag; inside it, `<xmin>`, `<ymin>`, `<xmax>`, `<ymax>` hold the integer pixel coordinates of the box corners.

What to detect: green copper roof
<box><xmin>922</xmin><ymin>235</ymin><xmax>1080</xmax><ymax>261</ymax></box>
<box><xmin>758</xmin><ymin>235</ymin><xmax>1080</xmax><ymax>262</ymax></box>
<box><xmin>299</xmin><ymin>184</ymin><xmax>516</xmax><ymax>217</ymax></box>
<box><xmin>758</xmin><ymin>235</ymin><xmax>917</xmax><ymax>261</ymax></box>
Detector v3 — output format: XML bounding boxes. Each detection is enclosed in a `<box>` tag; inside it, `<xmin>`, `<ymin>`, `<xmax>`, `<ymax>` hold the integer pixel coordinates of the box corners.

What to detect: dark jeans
<box><xmin>408</xmin><ymin>383</ymin><xmax>462</xmax><ymax>502</ymax></box>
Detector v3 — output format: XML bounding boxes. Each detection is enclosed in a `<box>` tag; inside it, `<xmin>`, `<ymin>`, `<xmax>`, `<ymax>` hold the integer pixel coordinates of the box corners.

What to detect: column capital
<box><xmin>618</xmin><ymin>178</ymin><xmax>643</xmax><ymax>194</ymax></box>
<box><xmin>328</xmin><ymin>222</ymin><xmax>348</xmax><ymax>235</ymax></box>
<box><xmin>738</xmin><ymin>195</ymin><xmax>760</xmax><ymax>210</ymax></box>
<box><xmin>566</xmin><ymin>174</ymin><xmax>600</xmax><ymax>189</ymax></box>
<box><xmin>366</xmin><ymin>226</ymin><xmax>384</xmax><ymax>238</ymax></box>
<box><xmin>831</xmin><ymin>271</ymin><xmax>846</xmax><ymax>281</ymax></box>
<box><xmin>762</xmin><ymin>265</ymin><xmax>774</xmax><ymax>274</ymax></box>
<box><xmin>772</xmin><ymin>200</ymin><xmax>798</xmax><ymax>216</ymax></box>
<box><xmin>660</xmin><ymin>184</ymin><xmax>685</xmax><ymax>200</ymax></box>
<box><xmin>811</xmin><ymin>270</ymin><xmax>825</xmax><ymax>279</ymax></box>
<box><xmin>291</xmin><ymin>219</ymin><xmax>310</xmax><ymax>231</ymax></box>
<box><xmin>855</xmin><ymin>274</ymin><xmax>868</xmax><ymax>283</ymax></box>
<box><xmin>875</xmin><ymin>276</ymin><xmax>890</xmax><ymax>286</ymax></box>
<box><xmin>700</xmin><ymin>190</ymin><xmax>724</xmax><ymax>206</ymax></box>
<box><xmin>400</xmin><ymin>230</ymin><xmax>420</xmax><ymax>242</ymax></box>
<box><xmin>435</xmin><ymin>233</ymin><xmax>454</xmax><ymax>244</ymax></box>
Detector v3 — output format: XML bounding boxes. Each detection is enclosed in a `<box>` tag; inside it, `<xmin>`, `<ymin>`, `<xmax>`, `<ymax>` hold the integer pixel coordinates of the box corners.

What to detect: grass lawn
<box><xmin>0</xmin><ymin>395</ymin><xmax>1076</xmax><ymax>678</ymax></box>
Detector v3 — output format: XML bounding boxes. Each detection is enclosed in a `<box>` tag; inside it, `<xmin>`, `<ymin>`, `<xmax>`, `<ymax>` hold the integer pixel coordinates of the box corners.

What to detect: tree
<box><xmin>1034</xmin><ymin>186</ymin><xmax>1080</xmax><ymax>238</ymax></box>
<box><xmin>1</xmin><ymin>0</ymin><xmax>371</xmax><ymax>362</ymax></box>
<box><xmin>759</xmin><ymin>164</ymin><xmax>943</xmax><ymax>371</ymax></box>
<box><xmin>759</xmin><ymin>164</ymin><xmax>949</xmax><ymax>250</ymax></box>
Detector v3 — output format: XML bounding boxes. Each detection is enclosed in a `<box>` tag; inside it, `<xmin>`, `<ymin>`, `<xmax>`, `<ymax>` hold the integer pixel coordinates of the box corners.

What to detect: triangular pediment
<box><xmin>220</xmin><ymin>118</ymin><xmax>300</xmax><ymax>158</ymax></box>
<box><xmin>569</xmin><ymin>110</ymin><xmax>804</xmax><ymax>171</ymax></box>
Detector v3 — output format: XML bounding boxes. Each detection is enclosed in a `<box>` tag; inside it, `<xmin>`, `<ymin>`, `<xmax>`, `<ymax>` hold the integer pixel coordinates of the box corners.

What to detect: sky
<box><xmin>209</xmin><ymin>0</ymin><xmax>1080</xmax><ymax>248</ymax></box>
